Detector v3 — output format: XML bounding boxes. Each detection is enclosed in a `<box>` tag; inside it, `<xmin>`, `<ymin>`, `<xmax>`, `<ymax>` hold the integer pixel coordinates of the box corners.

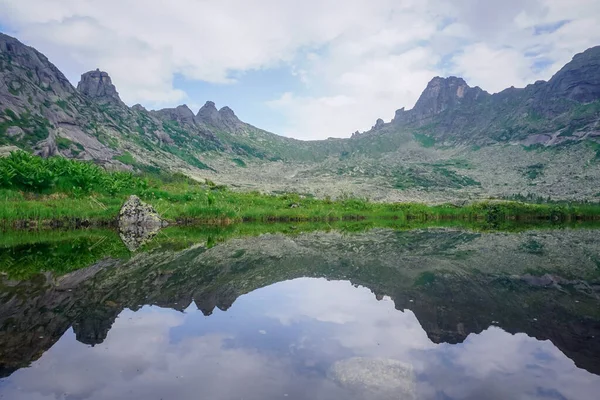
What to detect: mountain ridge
<box><xmin>2</xmin><ymin>31</ymin><xmax>599</xmax><ymax>160</ymax></box>
<box><xmin>2</xmin><ymin>32</ymin><xmax>600</xmax><ymax>203</ymax></box>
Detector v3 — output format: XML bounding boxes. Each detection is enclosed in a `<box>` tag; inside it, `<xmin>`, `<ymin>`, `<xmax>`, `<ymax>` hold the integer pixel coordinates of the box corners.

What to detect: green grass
<box><xmin>588</xmin><ymin>140</ymin><xmax>600</xmax><ymax>160</ymax></box>
<box><xmin>524</xmin><ymin>163</ymin><xmax>545</xmax><ymax>180</ymax></box>
<box><xmin>413</xmin><ymin>132</ymin><xmax>436</xmax><ymax>148</ymax></box>
<box><xmin>55</xmin><ymin>137</ymin><xmax>81</xmax><ymax>151</ymax></box>
<box><xmin>1</xmin><ymin>151</ymin><xmax>600</xmax><ymax>227</ymax></box>
<box><xmin>232</xmin><ymin>158</ymin><xmax>247</xmax><ymax>167</ymax></box>
<box><xmin>55</xmin><ymin>100</ymin><xmax>69</xmax><ymax>111</ymax></box>
<box><xmin>393</xmin><ymin>166</ymin><xmax>479</xmax><ymax>189</ymax></box>
<box><xmin>113</xmin><ymin>151</ymin><xmax>136</xmax><ymax>165</ymax></box>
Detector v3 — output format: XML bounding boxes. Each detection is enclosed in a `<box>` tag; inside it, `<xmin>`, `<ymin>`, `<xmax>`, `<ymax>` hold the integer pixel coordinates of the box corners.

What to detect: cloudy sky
<box><xmin>1</xmin><ymin>0</ymin><xmax>599</xmax><ymax>139</ymax></box>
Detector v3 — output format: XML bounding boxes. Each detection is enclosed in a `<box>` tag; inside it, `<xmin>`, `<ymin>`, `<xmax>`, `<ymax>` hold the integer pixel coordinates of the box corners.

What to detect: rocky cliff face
<box><xmin>151</xmin><ymin>104</ymin><xmax>197</xmax><ymax>127</ymax></box>
<box><xmin>412</xmin><ymin>76</ymin><xmax>488</xmax><ymax>118</ymax></box>
<box><xmin>546</xmin><ymin>45</ymin><xmax>600</xmax><ymax>102</ymax></box>
<box><xmin>77</xmin><ymin>68</ymin><xmax>123</xmax><ymax>105</ymax></box>
<box><xmin>196</xmin><ymin>100</ymin><xmax>220</xmax><ymax>125</ymax></box>
<box><xmin>0</xmin><ymin>32</ymin><xmax>288</xmax><ymax>171</ymax></box>
<box><xmin>361</xmin><ymin>46</ymin><xmax>600</xmax><ymax>146</ymax></box>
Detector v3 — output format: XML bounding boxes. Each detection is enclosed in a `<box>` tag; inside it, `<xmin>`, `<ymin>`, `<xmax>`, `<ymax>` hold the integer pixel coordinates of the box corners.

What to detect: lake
<box><xmin>0</xmin><ymin>224</ymin><xmax>599</xmax><ymax>399</ymax></box>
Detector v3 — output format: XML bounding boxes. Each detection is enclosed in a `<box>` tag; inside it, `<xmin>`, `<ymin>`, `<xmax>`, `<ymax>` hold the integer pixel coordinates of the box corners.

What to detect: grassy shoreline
<box><xmin>2</xmin><ymin>150</ymin><xmax>600</xmax><ymax>228</ymax></box>
<box><xmin>2</xmin><ymin>191</ymin><xmax>600</xmax><ymax>230</ymax></box>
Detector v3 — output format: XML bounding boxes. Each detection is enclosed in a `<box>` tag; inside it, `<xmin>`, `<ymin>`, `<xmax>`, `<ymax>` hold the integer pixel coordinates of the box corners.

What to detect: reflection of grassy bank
<box><xmin>2</xmin><ymin>151</ymin><xmax>600</xmax><ymax>227</ymax></box>
<box><xmin>0</xmin><ymin>229</ymin><xmax>128</xmax><ymax>280</ymax></box>
<box><xmin>3</xmin><ymin>218</ymin><xmax>600</xmax><ymax>280</ymax></box>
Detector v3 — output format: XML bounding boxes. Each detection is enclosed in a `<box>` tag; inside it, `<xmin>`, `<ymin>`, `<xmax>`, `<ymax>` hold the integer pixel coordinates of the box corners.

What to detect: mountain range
<box><xmin>1</xmin><ymin>32</ymin><xmax>600</xmax><ymax>203</ymax></box>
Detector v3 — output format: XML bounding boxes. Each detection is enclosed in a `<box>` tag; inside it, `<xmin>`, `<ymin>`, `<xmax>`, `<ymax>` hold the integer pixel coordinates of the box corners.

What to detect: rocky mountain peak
<box><xmin>547</xmin><ymin>45</ymin><xmax>600</xmax><ymax>103</ymax></box>
<box><xmin>196</xmin><ymin>101</ymin><xmax>220</xmax><ymax>125</ymax></box>
<box><xmin>0</xmin><ymin>33</ymin><xmax>75</xmax><ymax>98</ymax></box>
<box><xmin>412</xmin><ymin>76</ymin><xmax>487</xmax><ymax>117</ymax></box>
<box><xmin>372</xmin><ymin>118</ymin><xmax>385</xmax><ymax>130</ymax></box>
<box><xmin>218</xmin><ymin>106</ymin><xmax>244</xmax><ymax>131</ymax></box>
<box><xmin>77</xmin><ymin>69</ymin><xmax>122</xmax><ymax>104</ymax></box>
<box><xmin>218</xmin><ymin>106</ymin><xmax>239</xmax><ymax>123</ymax></box>
<box><xmin>152</xmin><ymin>104</ymin><xmax>196</xmax><ymax>126</ymax></box>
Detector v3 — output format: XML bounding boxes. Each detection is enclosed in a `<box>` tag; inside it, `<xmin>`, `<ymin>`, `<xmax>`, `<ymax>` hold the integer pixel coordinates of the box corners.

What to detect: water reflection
<box><xmin>0</xmin><ymin>226</ymin><xmax>599</xmax><ymax>399</ymax></box>
<box><xmin>1</xmin><ymin>278</ymin><xmax>599</xmax><ymax>400</ymax></box>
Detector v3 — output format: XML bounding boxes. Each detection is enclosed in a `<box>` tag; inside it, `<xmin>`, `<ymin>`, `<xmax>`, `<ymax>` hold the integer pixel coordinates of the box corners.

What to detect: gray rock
<box><xmin>6</xmin><ymin>126</ymin><xmax>24</xmax><ymax>139</ymax></box>
<box><xmin>118</xmin><ymin>195</ymin><xmax>165</xmax><ymax>251</ymax></box>
<box><xmin>153</xmin><ymin>130</ymin><xmax>175</xmax><ymax>145</ymax></box>
<box><xmin>410</xmin><ymin>76</ymin><xmax>488</xmax><ymax>119</ymax></box>
<box><xmin>152</xmin><ymin>104</ymin><xmax>197</xmax><ymax>126</ymax></box>
<box><xmin>194</xmin><ymin>102</ymin><xmax>243</xmax><ymax>132</ymax></box>
<box><xmin>0</xmin><ymin>145</ymin><xmax>20</xmax><ymax>157</ymax></box>
<box><xmin>218</xmin><ymin>106</ymin><xmax>242</xmax><ymax>129</ymax></box>
<box><xmin>118</xmin><ymin>195</ymin><xmax>163</xmax><ymax>226</ymax></box>
<box><xmin>0</xmin><ymin>32</ymin><xmax>76</xmax><ymax>99</ymax></box>
<box><xmin>373</xmin><ymin>118</ymin><xmax>385</xmax><ymax>130</ymax></box>
<box><xmin>329</xmin><ymin>357</ymin><xmax>416</xmax><ymax>400</ymax></box>
<box><xmin>195</xmin><ymin>101</ymin><xmax>220</xmax><ymax>126</ymax></box>
<box><xmin>547</xmin><ymin>45</ymin><xmax>600</xmax><ymax>103</ymax></box>
<box><xmin>77</xmin><ymin>69</ymin><xmax>123</xmax><ymax>104</ymax></box>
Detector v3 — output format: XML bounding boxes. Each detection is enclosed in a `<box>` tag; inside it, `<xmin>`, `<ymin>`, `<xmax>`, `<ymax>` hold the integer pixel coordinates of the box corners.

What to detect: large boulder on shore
<box><xmin>118</xmin><ymin>195</ymin><xmax>165</xmax><ymax>251</ymax></box>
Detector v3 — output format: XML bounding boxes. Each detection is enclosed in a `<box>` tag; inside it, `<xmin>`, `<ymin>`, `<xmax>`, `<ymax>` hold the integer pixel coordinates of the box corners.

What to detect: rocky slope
<box><xmin>0</xmin><ymin>32</ymin><xmax>322</xmax><ymax>171</ymax></box>
<box><xmin>1</xmin><ymin>32</ymin><xmax>600</xmax><ymax>202</ymax></box>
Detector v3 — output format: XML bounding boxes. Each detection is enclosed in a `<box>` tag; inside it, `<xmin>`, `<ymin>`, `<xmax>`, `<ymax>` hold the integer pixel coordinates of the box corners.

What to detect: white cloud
<box><xmin>1</xmin><ymin>0</ymin><xmax>599</xmax><ymax>138</ymax></box>
<box><xmin>451</xmin><ymin>44</ymin><xmax>537</xmax><ymax>93</ymax></box>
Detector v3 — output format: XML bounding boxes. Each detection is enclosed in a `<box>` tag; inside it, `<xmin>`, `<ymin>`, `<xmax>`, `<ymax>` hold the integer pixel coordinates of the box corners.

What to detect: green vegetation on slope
<box><xmin>0</xmin><ymin>150</ymin><xmax>147</xmax><ymax>195</ymax></box>
<box><xmin>1</xmin><ymin>151</ymin><xmax>600</xmax><ymax>226</ymax></box>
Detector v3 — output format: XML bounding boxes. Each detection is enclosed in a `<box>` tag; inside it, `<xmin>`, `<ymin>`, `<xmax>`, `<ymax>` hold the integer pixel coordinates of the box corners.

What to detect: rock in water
<box><xmin>118</xmin><ymin>195</ymin><xmax>164</xmax><ymax>251</ymax></box>
<box><xmin>329</xmin><ymin>357</ymin><xmax>416</xmax><ymax>400</ymax></box>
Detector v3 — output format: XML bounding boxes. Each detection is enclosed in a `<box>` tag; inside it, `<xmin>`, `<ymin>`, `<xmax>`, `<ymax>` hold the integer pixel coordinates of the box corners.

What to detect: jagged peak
<box><xmin>547</xmin><ymin>45</ymin><xmax>600</xmax><ymax>103</ymax></box>
<box><xmin>196</xmin><ymin>100</ymin><xmax>221</xmax><ymax>125</ymax></box>
<box><xmin>219</xmin><ymin>105</ymin><xmax>235</xmax><ymax>114</ymax></box>
<box><xmin>174</xmin><ymin>104</ymin><xmax>194</xmax><ymax>116</ymax></box>
<box><xmin>427</xmin><ymin>75</ymin><xmax>469</xmax><ymax>86</ymax></box>
<box><xmin>151</xmin><ymin>103</ymin><xmax>196</xmax><ymax>125</ymax></box>
<box><xmin>411</xmin><ymin>75</ymin><xmax>488</xmax><ymax>117</ymax></box>
<box><xmin>218</xmin><ymin>106</ymin><xmax>239</xmax><ymax>121</ymax></box>
<box><xmin>198</xmin><ymin>101</ymin><xmax>217</xmax><ymax>112</ymax></box>
<box><xmin>372</xmin><ymin>118</ymin><xmax>385</xmax><ymax>130</ymax></box>
<box><xmin>77</xmin><ymin>69</ymin><xmax>123</xmax><ymax>104</ymax></box>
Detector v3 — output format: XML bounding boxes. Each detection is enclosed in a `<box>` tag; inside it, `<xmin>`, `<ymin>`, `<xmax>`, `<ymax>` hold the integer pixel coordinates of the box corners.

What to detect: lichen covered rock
<box><xmin>118</xmin><ymin>195</ymin><xmax>165</xmax><ymax>251</ymax></box>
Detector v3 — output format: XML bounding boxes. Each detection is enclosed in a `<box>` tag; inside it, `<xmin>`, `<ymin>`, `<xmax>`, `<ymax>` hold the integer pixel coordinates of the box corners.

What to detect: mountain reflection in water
<box><xmin>0</xmin><ymin>226</ymin><xmax>599</xmax><ymax>399</ymax></box>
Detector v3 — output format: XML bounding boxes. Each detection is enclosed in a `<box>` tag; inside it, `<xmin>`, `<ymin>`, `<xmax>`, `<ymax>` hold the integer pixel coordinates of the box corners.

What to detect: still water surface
<box><xmin>0</xmin><ymin>226</ymin><xmax>599</xmax><ymax>399</ymax></box>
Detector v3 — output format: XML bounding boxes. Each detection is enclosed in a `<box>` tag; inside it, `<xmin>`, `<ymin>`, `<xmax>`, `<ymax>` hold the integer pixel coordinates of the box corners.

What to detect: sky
<box><xmin>1</xmin><ymin>0</ymin><xmax>599</xmax><ymax>140</ymax></box>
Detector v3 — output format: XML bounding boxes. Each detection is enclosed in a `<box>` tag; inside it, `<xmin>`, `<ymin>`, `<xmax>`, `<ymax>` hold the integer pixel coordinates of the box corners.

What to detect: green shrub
<box><xmin>114</xmin><ymin>151</ymin><xmax>136</xmax><ymax>165</ymax></box>
<box><xmin>413</xmin><ymin>133</ymin><xmax>435</xmax><ymax>148</ymax></box>
<box><xmin>232</xmin><ymin>158</ymin><xmax>247</xmax><ymax>167</ymax></box>
<box><xmin>56</xmin><ymin>137</ymin><xmax>73</xmax><ymax>150</ymax></box>
<box><xmin>0</xmin><ymin>150</ymin><xmax>147</xmax><ymax>195</ymax></box>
